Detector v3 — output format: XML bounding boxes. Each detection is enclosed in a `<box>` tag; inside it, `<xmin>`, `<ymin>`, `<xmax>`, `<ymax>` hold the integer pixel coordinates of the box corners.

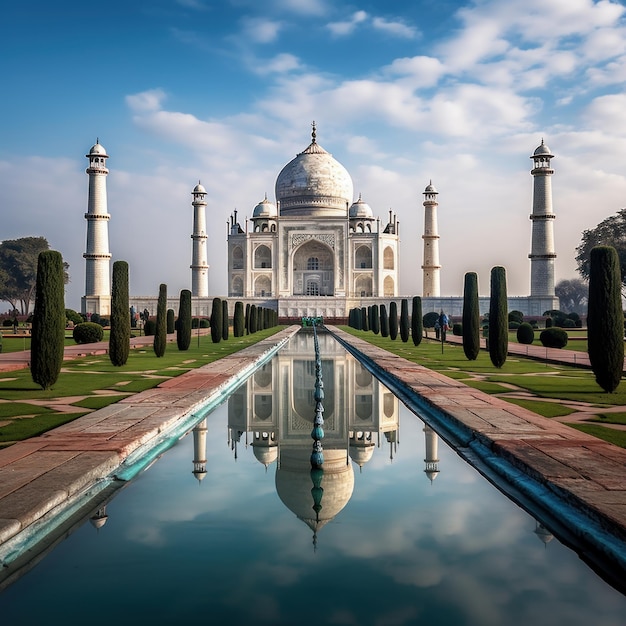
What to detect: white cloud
<box><xmin>327</xmin><ymin>10</ymin><xmax>368</xmax><ymax>36</ymax></box>
<box><xmin>126</xmin><ymin>89</ymin><xmax>167</xmax><ymax>113</ymax></box>
<box><xmin>241</xmin><ymin>17</ymin><xmax>282</xmax><ymax>44</ymax></box>
<box><xmin>384</xmin><ymin>55</ymin><xmax>446</xmax><ymax>89</ymax></box>
<box><xmin>371</xmin><ymin>16</ymin><xmax>417</xmax><ymax>38</ymax></box>
<box><xmin>253</xmin><ymin>52</ymin><xmax>302</xmax><ymax>75</ymax></box>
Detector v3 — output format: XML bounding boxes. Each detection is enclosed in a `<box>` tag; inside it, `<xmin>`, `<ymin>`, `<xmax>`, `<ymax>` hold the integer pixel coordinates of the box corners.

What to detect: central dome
<box><xmin>275</xmin><ymin>129</ymin><xmax>354</xmax><ymax>218</ymax></box>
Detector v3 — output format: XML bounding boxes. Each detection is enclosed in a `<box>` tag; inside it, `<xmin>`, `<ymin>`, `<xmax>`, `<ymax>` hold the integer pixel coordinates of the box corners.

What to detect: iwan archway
<box><xmin>292</xmin><ymin>240</ymin><xmax>335</xmax><ymax>296</ymax></box>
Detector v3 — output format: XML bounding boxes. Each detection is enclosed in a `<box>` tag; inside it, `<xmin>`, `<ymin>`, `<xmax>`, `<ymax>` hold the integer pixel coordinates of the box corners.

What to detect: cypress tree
<box><xmin>30</xmin><ymin>250</ymin><xmax>65</xmax><ymax>390</ymax></box>
<box><xmin>153</xmin><ymin>283</ymin><xmax>167</xmax><ymax>357</ymax></box>
<box><xmin>177</xmin><ymin>289</ymin><xmax>192</xmax><ymax>350</ymax></box>
<box><xmin>380</xmin><ymin>304</ymin><xmax>389</xmax><ymax>337</ymax></box>
<box><xmin>249</xmin><ymin>304</ymin><xmax>257</xmax><ymax>333</ymax></box>
<box><xmin>411</xmin><ymin>296</ymin><xmax>423</xmax><ymax>347</ymax></box>
<box><xmin>234</xmin><ymin>301</ymin><xmax>245</xmax><ymax>337</ymax></box>
<box><xmin>389</xmin><ymin>301</ymin><xmax>398</xmax><ymax>340</ymax></box>
<box><xmin>353</xmin><ymin>308</ymin><xmax>362</xmax><ymax>330</ymax></box>
<box><xmin>245</xmin><ymin>303</ymin><xmax>251</xmax><ymax>334</ymax></box>
<box><xmin>222</xmin><ymin>299</ymin><xmax>229</xmax><ymax>340</ymax></box>
<box><xmin>109</xmin><ymin>260</ymin><xmax>130</xmax><ymax>366</ymax></box>
<box><xmin>400</xmin><ymin>299</ymin><xmax>409</xmax><ymax>342</ymax></box>
<box><xmin>488</xmin><ymin>266</ymin><xmax>508</xmax><ymax>368</ymax></box>
<box><xmin>371</xmin><ymin>305</ymin><xmax>380</xmax><ymax>334</ymax></box>
<box><xmin>166</xmin><ymin>308</ymin><xmax>175</xmax><ymax>334</ymax></box>
<box><xmin>211</xmin><ymin>297</ymin><xmax>222</xmax><ymax>343</ymax></box>
<box><xmin>462</xmin><ymin>272</ymin><xmax>480</xmax><ymax>361</ymax></box>
<box><xmin>588</xmin><ymin>245</ymin><xmax>624</xmax><ymax>392</ymax></box>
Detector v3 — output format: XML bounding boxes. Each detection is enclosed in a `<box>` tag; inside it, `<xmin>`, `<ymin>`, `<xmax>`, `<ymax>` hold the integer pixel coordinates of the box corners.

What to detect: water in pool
<box><xmin>1</xmin><ymin>332</ymin><xmax>625</xmax><ymax>625</ymax></box>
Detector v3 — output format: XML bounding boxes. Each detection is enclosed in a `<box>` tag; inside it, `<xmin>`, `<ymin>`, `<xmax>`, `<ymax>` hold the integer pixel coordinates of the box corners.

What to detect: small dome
<box><xmin>88</xmin><ymin>141</ymin><xmax>107</xmax><ymax>156</ymax></box>
<box><xmin>192</xmin><ymin>181</ymin><xmax>206</xmax><ymax>194</ymax></box>
<box><xmin>424</xmin><ymin>181</ymin><xmax>437</xmax><ymax>194</ymax></box>
<box><xmin>533</xmin><ymin>139</ymin><xmax>553</xmax><ymax>157</ymax></box>
<box><xmin>252</xmin><ymin>444</ymin><xmax>278</xmax><ymax>466</ymax></box>
<box><xmin>252</xmin><ymin>195</ymin><xmax>278</xmax><ymax>219</ymax></box>
<box><xmin>349</xmin><ymin>195</ymin><xmax>374</xmax><ymax>219</ymax></box>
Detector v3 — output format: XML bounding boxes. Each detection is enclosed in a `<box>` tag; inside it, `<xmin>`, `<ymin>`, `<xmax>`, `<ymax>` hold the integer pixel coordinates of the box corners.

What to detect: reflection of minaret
<box><xmin>423</xmin><ymin>424</ymin><xmax>440</xmax><ymax>483</ymax></box>
<box><xmin>384</xmin><ymin>429</ymin><xmax>398</xmax><ymax>461</ymax></box>
<box><xmin>82</xmin><ymin>139</ymin><xmax>112</xmax><ymax>316</ymax></box>
<box><xmin>190</xmin><ymin>182</ymin><xmax>209</xmax><ymax>297</ymax></box>
<box><xmin>422</xmin><ymin>182</ymin><xmax>441</xmax><ymax>297</ymax></box>
<box><xmin>529</xmin><ymin>140</ymin><xmax>556</xmax><ymax>297</ymax></box>
<box><xmin>192</xmin><ymin>418</ymin><xmax>208</xmax><ymax>482</ymax></box>
<box><xmin>533</xmin><ymin>520</ymin><xmax>554</xmax><ymax>548</ymax></box>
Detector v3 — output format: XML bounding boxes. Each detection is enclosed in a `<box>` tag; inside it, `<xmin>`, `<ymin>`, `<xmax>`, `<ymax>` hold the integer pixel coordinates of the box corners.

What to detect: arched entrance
<box><xmin>292</xmin><ymin>240</ymin><xmax>334</xmax><ymax>296</ymax></box>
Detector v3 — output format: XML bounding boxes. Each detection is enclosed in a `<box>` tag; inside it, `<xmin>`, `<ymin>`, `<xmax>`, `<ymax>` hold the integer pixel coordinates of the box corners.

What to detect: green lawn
<box><xmin>0</xmin><ymin>327</ymin><xmax>283</xmax><ymax>445</ymax></box>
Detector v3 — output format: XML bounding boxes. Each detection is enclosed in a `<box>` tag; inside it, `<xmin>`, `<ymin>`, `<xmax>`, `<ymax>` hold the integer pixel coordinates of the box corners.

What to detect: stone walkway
<box><xmin>1</xmin><ymin>327</ymin><xmax>626</xmax><ymax>593</ymax></box>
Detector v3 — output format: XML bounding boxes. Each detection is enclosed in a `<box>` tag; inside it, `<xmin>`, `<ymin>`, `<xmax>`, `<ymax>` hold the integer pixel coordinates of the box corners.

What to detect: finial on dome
<box><xmin>358</xmin><ymin>192</ymin><xmax>362</xmax><ymax>201</ymax></box>
<box><xmin>311</xmin><ymin>120</ymin><xmax>317</xmax><ymax>144</ymax></box>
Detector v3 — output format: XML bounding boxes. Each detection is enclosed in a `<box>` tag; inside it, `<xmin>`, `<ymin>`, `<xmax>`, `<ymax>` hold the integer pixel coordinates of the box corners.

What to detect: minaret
<box><xmin>529</xmin><ymin>140</ymin><xmax>556</xmax><ymax>296</ymax></box>
<box><xmin>82</xmin><ymin>139</ymin><xmax>112</xmax><ymax>316</ymax></box>
<box><xmin>190</xmin><ymin>181</ymin><xmax>209</xmax><ymax>297</ymax></box>
<box><xmin>422</xmin><ymin>182</ymin><xmax>441</xmax><ymax>297</ymax></box>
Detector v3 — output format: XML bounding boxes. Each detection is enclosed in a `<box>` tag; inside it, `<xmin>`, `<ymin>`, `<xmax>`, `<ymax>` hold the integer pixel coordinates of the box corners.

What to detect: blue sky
<box><xmin>2</xmin><ymin>0</ymin><xmax>626</xmax><ymax>310</ymax></box>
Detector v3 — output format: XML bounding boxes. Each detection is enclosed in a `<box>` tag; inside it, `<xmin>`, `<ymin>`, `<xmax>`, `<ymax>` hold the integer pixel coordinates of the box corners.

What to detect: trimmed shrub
<box><xmin>516</xmin><ymin>322</ymin><xmax>535</xmax><ymax>345</ymax></box>
<box><xmin>561</xmin><ymin>318</ymin><xmax>576</xmax><ymax>328</ymax></box>
<box><xmin>30</xmin><ymin>251</ymin><xmax>66</xmax><ymax>390</ymax></box>
<box><xmin>540</xmin><ymin>328</ymin><xmax>568</xmax><ymax>348</ymax></box>
<box><xmin>211</xmin><ymin>297</ymin><xmax>222</xmax><ymax>343</ymax></box>
<box><xmin>400</xmin><ymin>299</ymin><xmax>409</xmax><ymax>342</ymax></box>
<box><xmin>177</xmin><ymin>289</ymin><xmax>192</xmax><ymax>350</ymax></box>
<box><xmin>249</xmin><ymin>304</ymin><xmax>257</xmax><ymax>334</ymax></box>
<box><xmin>144</xmin><ymin>319</ymin><xmax>156</xmax><ymax>335</ymax></box>
<box><xmin>109</xmin><ymin>260</ymin><xmax>130</xmax><ymax>366</ymax></box>
<box><xmin>222</xmin><ymin>299</ymin><xmax>229</xmax><ymax>340</ymax></box>
<box><xmin>65</xmin><ymin>309</ymin><xmax>83</xmax><ymax>325</ymax></box>
<box><xmin>588</xmin><ymin>245</ymin><xmax>624</xmax><ymax>392</ymax></box>
<box><xmin>423</xmin><ymin>311</ymin><xmax>439</xmax><ymax>329</ymax></box>
<box><xmin>462</xmin><ymin>272</ymin><xmax>480</xmax><ymax>360</ymax></box>
<box><xmin>508</xmin><ymin>321</ymin><xmax>521</xmax><ymax>330</ymax></box>
<box><xmin>508</xmin><ymin>310</ymin><xmax>524</xmax><ymax>324</ymax></box>
<box><xmin>234</xmin><ymin>301</ymin><xmax>245</xmax><ymax>337</ymax></box>
<box><xmin>371</xmin><ymin>305</ymin><xmax>380</xmax><ymax>334</ymax></box>
<box><xmin>452</xmin><ymin>323</ymin><xmax>463</xmax><ymax>336</ymax></box>
<box><xmin>153</xmin><ymin>283</ymin><xmax>167</xmax><ymax>357</ymax></box>
<box><xmin>411</xmin><ymin>296</ymin><xmax>423</xmax><ymax>347</ymax></box>
<box><xmin>380</xmin><ymin>304</ymin><xmax>389</xmax><ymax>337</ymax></box>
<box><xmin>245</xmin><ymin>303</ymin><xmax>251</xmax><ymax>334</ymax></box>
<box><xmin>545</xmin><ymin>317</ymin><xmax>553</xmax><ymax>328</ymax></box>
<box><xmin>488</xmin><ymin>266</ymin><xmax>508</xmax><ymax>368</ymax></box>
<box><xmin>166</xmin><ymin>308</ymin><xmax>175</xmax><ymax>334</ymax></box>
<box><xmin>389</xmin><ymin>301</ymin><xmax>398</xmax><ymax>340</ymax></box>
<box><xmin>73</xmin><ymin>321</ymin><xmax>104</xmax><ymax>344</ymax></box>
<box><xmin>361</xmin><ymin>307</ymin><xmax>369</xmax><ymax>332</ymax></box>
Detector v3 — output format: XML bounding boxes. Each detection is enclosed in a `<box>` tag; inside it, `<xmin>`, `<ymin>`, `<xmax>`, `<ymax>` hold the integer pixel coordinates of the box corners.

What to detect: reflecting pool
<box><xmin>1</xmin><ymin>331</ymin><xmax>626</xmax><ymax>626</ymax></box>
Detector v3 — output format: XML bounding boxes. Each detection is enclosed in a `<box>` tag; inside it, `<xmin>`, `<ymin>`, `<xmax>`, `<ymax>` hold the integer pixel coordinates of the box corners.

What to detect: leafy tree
<box><xmin>0</xmin><ymin>237</ymin><xmax>69</xmax><ymax>314</ymax></box>
<box><xmin>211</xmin><ymin>297</ymin><xmax>222</xmax><ymax>342</ymax></box>
<box><xmin>411</xmin><ymin>296</ymin><xmax>423</xmax><ymax>347</ymax></box>
<box><xmin>389</xmin><ymin>301</ymin><xmax>398</xmax><ymax>340</ymax></box>
<box><xmin>153</xmin><ymin>284</ymin><xmax>167</xmax><ymax>357</ymax></box>
<box><xmin>400</xmin><ymin>299</ymin><xmax>409</xmax><ymax>342</ymax></box>
<box><xmin>576</xmin><ymin>208</ymin><xmax>626</xmax><ymax>294</ymax></box>
<box><xmin>177</xmin><ymin>289</ymin><xmax>192</xmax><ymax>350</ymax></box>
<box><xmin>234</xmin><ymin>301</ymin><xmax>245</xmax><ymax>337</ymax></box>
<box><xmin>587</xmin><ymin>246</ymin><xmax>624</xmax><ymax>393</ymax></box>
<box><xmin>109</xmin><ymin>260</ymin><xmax>130</xmax><ymax>366</ymax></box>
<box><xmin>488</xmin><ymin>266</ymin><xmax>508</xmax><ymax>368</ymax></box>
<box><xmin>462</xmin><ymin>272</ymin><xmax>480</xmax><ymax>360</ymax></box>
<box><xmin>30</xmin><ymin>251</ymin><xmax>65</xmax><ymax>389</ymax></box>
<box><xmin>555</xmin><ymin>278</ymin><xmax>588</xmax><ymax>314</ymax></box>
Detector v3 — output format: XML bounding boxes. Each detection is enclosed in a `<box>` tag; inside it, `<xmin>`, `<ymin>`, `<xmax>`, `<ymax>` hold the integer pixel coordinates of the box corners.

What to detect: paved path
<box><xmin>1</xmin><ymin>326</ymin><xmax>626</xmax><ymax>594</ymax></box>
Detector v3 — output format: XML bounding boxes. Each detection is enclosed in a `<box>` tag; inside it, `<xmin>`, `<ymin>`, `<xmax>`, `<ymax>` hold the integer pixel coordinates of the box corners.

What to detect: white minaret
<box><xmin>422</xmin><ymin>182</ymin><xmax>441</xmax><ymax>297</ymax></box>
<box><xmin>82</xmin><ymin>139</ymin><xmax>111</xmax><ymax>316</ymax></box>
<box><xmin>529</xmin><ymin>140</ymin><xmax>556</xmax><ymax>297</ymax></box>
<box><xmin>190</xmin><ymin>181</ymin><xmax>209</xmax><ymax>297</ymax></box>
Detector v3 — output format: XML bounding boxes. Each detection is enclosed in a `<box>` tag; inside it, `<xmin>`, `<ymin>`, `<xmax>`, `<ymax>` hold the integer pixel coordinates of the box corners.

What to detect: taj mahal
<box><xmin>81</xmin><ymin>124</ymin><xmax>559</xmax><ymax>319</ymax></box>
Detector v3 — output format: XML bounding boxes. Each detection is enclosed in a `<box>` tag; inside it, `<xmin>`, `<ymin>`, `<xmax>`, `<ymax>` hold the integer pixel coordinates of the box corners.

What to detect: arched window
<box><xmin>384</xmin><ymin>276</ymin><xmax>394</xmax><ymax>297</ymax></box>
<box><xmin>254</xmin><ymin>245</ymin><xmax>272</xmax><ymax>269</ymax></box>
<box><xmin>231</xmin><ymin>276</ymin><xmax>243</xmax><ymax>297</ymax></box>
<box><xmin>307</xmin><ymin>257</ymin><xmax>319</xmax><ymax>270</ymax></box>
<box><xmin>355</xmin><ymin>246</ymin><xmax>372</xmax><ymax>269</ymax></box>
<box><xmin>232</xmin><ymin>246</ymin><xmax>244</xmax><ymax>269</ymax></box>
<box><xmin>383</xmin><ymin>246</ymin><xmax>394</xmax><ymax>269</ymax></box>
<box><xmin>254</xmin><ymin>275</ymin><xmax>271</xmax><ymax>297</ymax></box>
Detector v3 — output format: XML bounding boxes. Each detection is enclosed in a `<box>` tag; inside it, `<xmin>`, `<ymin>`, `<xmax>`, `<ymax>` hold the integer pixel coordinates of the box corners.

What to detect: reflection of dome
<box><xmin>275</xmin><ymin>126</ymin><xmax>353</xmax><ymax>217</ymax></box>
<box><xmin>349</xmin><ymin>444</ymin><xmax>375</xmax><ymax>468</ymax></box>
<box><xmin>534</xmin><ymin>522</ymin><xmax>554</xmax><ymax>545</ymax></box>
<box><xmin>275</xmin><ymin>448</ymin><xmax>354</xmax><ymax>533</ymax></box>
<box><xmin>90</xmin><ymin>507</ymin><xmax>108</xmax><ymax>530</ymax></box>
<box><xmin>349</xmin><ymin>195</ymin><xmax>374</xmax><ymax>219</ymax></box>
<box><xmin>252</xmin><ymin>195</ymin><xmax>278</xmax><ymax>219</ymax></box>
<box><xmin>253</xmin><ymin>443</ymin><xmax>278</xmax><ymax>467</ymax></box>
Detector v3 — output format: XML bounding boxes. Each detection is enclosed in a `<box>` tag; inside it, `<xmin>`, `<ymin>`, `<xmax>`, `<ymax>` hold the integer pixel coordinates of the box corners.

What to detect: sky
<box><xmin>2</xmin><ymin>0</ymin><xmax>626</xmax><ymax>310</ymax></box>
